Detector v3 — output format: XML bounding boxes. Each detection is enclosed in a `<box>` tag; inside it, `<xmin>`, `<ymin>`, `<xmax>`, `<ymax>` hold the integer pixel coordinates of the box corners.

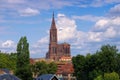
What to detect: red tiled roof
<box><xmin>30</xmin><ymin>58</ymin><xmax>35</xmax><ymax>64</ymax></box>
<box><xmin>56</xmin><ymin>62</ymin><xmax>74</xmax><ymax>74</ymax></box>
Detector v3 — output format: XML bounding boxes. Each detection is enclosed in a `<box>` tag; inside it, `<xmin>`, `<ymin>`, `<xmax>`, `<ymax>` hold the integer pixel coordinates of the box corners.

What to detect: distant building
<box><xmin>46</xmin><ymin>13</ymin><xmax>71</xmax><ymax>61</ymax></box>
<box><xmin>56</xmin><ymin>63</ymin><xmax>76</xmax><ymax>80</ymax></box>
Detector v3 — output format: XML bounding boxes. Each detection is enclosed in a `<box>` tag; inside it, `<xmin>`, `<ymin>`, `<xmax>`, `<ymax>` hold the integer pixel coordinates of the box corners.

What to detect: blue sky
<box><xmin>0</xmin><ymin>0</ymin><xmax>120</xmax><ymax>58</ymax></box>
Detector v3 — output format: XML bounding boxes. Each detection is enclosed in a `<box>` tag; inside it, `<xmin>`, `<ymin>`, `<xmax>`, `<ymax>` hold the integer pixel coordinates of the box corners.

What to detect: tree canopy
<box><xmin>15</xmin><ymin>36</ymin><xmax>32</xmax><ymax>80</ymax></box>
<box><xmin>0</xmin><ymin>52</ymin><xmax>17</xmax><ymax>71</ymax></box>
<box><xmin>94</xmin><ymin>72</ymin><xmax>120</xmax><ymax>80</ymax></box>
<box><xmin>31</xmin><ymin>61</ymin><xmax>57</xmax><ymax>77</ymax></box>
<box><xmin>72</xmin><ymin>44</ymin><xmax>120</xmax><ymax>80</ymax></box>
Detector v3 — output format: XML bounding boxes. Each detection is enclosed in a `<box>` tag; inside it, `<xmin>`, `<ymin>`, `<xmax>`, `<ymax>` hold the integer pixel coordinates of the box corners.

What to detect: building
<box><xmin>56</xmin><ymin>63</ymin><xmax>76</xmax><ymax>80</ymax></box>
<box><xmin>36</xmin><ymin>74</ymin><xmax>59</xmax><ymax>80</ymax></box>
<box><xmin>46</xmin><ymin>13</ymin><xmax>71</xmax><ymax>61</ymax></box>
<box><xmin>0</xmin><ymin>69</ymin><xmax>21</xmax><ymax>80</ymax></box>
<box><xmin>59</xmin><ymin>56</ymin><xmax>72</xmax><ymax>62</ymax></box>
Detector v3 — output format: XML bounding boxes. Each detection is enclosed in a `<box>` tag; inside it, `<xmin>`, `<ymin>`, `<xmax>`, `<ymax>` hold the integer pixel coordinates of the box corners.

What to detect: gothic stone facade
<box><xmin>46</xmin><ymin>13</ymin><xmax>71</xmax><ymax>61</ymax></box>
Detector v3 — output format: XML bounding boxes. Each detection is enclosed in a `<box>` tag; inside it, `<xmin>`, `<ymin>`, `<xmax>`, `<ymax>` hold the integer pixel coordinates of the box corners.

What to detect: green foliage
<box><xmin>15</xmin><ymin>36</ymin><xmax>32</xmax><ymax>80</ymax></box>
<box><xmin>89</xmin><ymin>70</ymin><xmax>102</xmax><ymax>80</ymax></box>
<box><xmin>31</xmin><ymin>61</ymin><xmax>57</xmax><ymax>77</ymax></box>
<box><xmin>72</xmin><ymin>44</ymin><xmax>120</xmax><ymax>80</ymax></box>
<box><xmin>94</xmin><ymin>75</ymin><xmax>103</xmax><ymax>80</ymax></box>
<box><xmin>117</xmin><ymin>54</ymin><xmax>120</xmax><ymax>75</ymax></box>
<box><xmin>72</xmin><ymin>55</ymin><xmax>87</xmax><ymax>80</ymax></box>
<box><xmin>47</xmin><ymin>62</ymin><xmax>57</xmax><ymax>74</ymax></box>
<box><xmin>94</xmin><ymin>72</ymin><xmax>120</xmax><ymax>80</ymax></box>
<box><xmin>0</xmin><ymin>52</ymin><xmax>17</xmax><ymax>71</ymax></box>
<box><xmin>104</xmin><ymin>72</ymin><xmax>120</xmax><ymax>80</ymax></box>
<box><xmin>98</xmin><ymin>44</ymin><xmax>118</xmax><ymax>73</ymax></box>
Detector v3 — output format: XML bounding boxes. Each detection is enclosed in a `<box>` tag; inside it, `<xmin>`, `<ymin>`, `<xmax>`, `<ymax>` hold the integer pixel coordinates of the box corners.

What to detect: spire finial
<box><xmin>53</xmin><ymin>11</ymin><xmax>54</xmax><ymax>18</ymax></box>
<box><xmin>51</xmin><ymin>12</ymin><xmax>56</xmax><ymax>29</ymax></box>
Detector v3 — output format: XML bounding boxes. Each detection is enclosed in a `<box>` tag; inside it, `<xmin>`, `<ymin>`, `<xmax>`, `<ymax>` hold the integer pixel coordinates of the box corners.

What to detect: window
<box><xmin>66</xmin><ymin>48</ymin><xmax>67</xmax><ymax>53</ymax></box>
<box><xmin>51</xmin><ymin>35</ymin><xmax>56</xmax><ymax>42</ymax></box>
<box><xmin>52</xmin><ymin>47</ymin><xmax>56</xmax><ymax>53</ymax></box>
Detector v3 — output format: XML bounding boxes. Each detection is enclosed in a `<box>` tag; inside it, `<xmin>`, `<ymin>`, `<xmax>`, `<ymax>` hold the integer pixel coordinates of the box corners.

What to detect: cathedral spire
<box><xmin>51</xmin><ymin>12</ymin><xmax>56</xmax><ymax>29</ymax></box>
<box><xmin>53</xmin><ymin>11</ymin><xmax>54</xmax><ymax>18</ymax></box>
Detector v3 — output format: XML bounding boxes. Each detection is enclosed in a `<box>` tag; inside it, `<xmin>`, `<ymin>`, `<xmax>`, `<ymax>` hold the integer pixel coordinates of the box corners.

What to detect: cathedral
<box><xmin>46</xmin><ymin>13</ymin><xmax>71</xmax><ymax>61</ymax></box>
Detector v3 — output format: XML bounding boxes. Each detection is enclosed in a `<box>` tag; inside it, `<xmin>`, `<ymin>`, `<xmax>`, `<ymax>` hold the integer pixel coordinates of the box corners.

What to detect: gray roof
<box><xmin>0</xmin><ymin>74</ymin><xmax>21</xmax><ymax>80</ymax></box>
<box><xmin>36</xmin><ymin>74</ymin><xmax>58</xmax><ymax>80</ymax></box>
<box><xmin>0</xmin><ymin>69</ymin><xmax>10</xmax><ymax>74</ymax></box>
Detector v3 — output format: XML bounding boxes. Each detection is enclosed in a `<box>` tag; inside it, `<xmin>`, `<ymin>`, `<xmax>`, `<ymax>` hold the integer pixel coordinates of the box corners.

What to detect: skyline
<box><xmin>0</xmin><ymin>0</ymin><xmax>120</xmax><ymax>58</ymax></box>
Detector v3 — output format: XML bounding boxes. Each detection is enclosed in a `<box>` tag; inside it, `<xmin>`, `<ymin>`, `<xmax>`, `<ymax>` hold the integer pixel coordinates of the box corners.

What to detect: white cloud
<box><xmin>30</xmin><ymin>49</ymin><xmax>41</xmax><ymax>54</ymax></box>
<box><xmin>0</xmin><ymin>40</ymin><xmax>16</xmax><ymax>53</ymax></box>
<box><xmin>104</xmin><ymin>27</ymin><xmax>117</xmax><ymax>38</ymax></box>
<box><xmin>56</xmin><ymin>13</ymin><xmax>120</xmax><ymax>55</ymax></box>
<box><xmin>104</xmin><ymin>0</ymin><xmax>120</xmax><ymax>3</ymax></box>
<box><xmin>37</xmin><ymin>36</ymin><xmax>48</xmax><ymax>45</ymax></box>
<box><xmin>18</xmin><ymin>8</ymin><xmax>40</xmax><ymax>16</ymax></box>
<box><xmin>6</xmin><ymin>0</ymin><xmax>25</xmax><ymax>4</ymax></box>
<box><xmin>87</xmin><ymin>32</ymin><xmax>102</xmax><ymax>42</ymax></box>
<box><xmin>95</xmin><ymin>19</ymin><xmax>108</xmax><ymax>27</ymax></box>
<box><xmin>90</xmin><ymin>0</ymin><xmax>120</xmax><ymax>7</ymax></box>
<box><xmin>112</xmin><ymin>17</ymin><xmax>120</xmax><ymax>25</ymax></box>
<box><xmin>94</xmin><ymin>19</ymin><xmax>109</xmax><ymax>31</ymax></box>
<box><xmin>2</xmin><ymin>40</ymin><xmax>15</xmax><ymax>48</ymax></box>
<box><xmin>30</xmin><ymin>36</ymin><xmax>49</xmax><ymax>57</ymax></box>
<box><xmin>73</xmin><ymin>15</ymin><xmax>105</xmax><ymax>22</ymax></box>
<box><xmin>92</xmin><ymin>16</ymin><xmax>120</xmax><ymax>42</ymax></box>
<box><xmin>110</xmin><ymin>4</ymin><xmax>120</xmax><ymax>17</ymax></box>
<box><xmin>56</xmin><ymin>14</ymin><xmax>107</xmax><ymax>43</ymax></box>
<box><xmin>0</xmin><ymin>0</ymin><xmax>72</xmax><ymax>18</ymax></box>
<box><xmin>56</xmin><ymin>14</ymin><xmax>78</xmax><ymax>41</ymax></box>
<box><xmin>0</xmin><ymin>0</ymin><xmax>120</xmax><ymax>20</ymax></box>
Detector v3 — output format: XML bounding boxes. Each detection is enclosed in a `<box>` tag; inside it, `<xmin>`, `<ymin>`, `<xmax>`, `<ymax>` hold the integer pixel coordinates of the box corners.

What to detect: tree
<box><xmin>9</xmin><ymin>53</ymin><xmax>17</xmax><ymax>71</ymax></box>
<box><xmin>15</xmin><ymin>36</ymin><xmax>32</xmax><ymax>80</ymax></box>
<box><xmin>98</xmin><ymin>44</ymin><xmax>118</xmax><ymax>73</ymax></box>
<box><xmin>117</xmin><ymin>54</ymin><xmax>120</xmax><ymax>75</ymax></box>
<box><xmin>0</xmin><ymin>52</ymin><xmax>17</xmax><ymax>71</ymax></box>
<box><xmin>47</xmin><ymin>62</ymin><xmax>57</xmax><ymax>74</ymax></box>
<box><xmin>0</xmin><ymin>53</ymin><xmax>9</xmax><ymax>69</ymax></box>
<box><xmin>104</xmin><ymin>72</ymin><xmax>120</xmax><ymax>80</ymax></box>
<box><xmin>94</xmin><ymin>72</ymin><xmax>120</xmax><ymax>80</ymax></box>
<box><xmin>72</xmin><ymin>55</ymin><xmax>87</xmax><ymax>80</ymax></box>
<box><xmin>35</xmin><ymin>61</ymin><xmax>48</xmax><ymax>76</ymax></box>
<box><xmin>72</xmin><ymin>44</ymin><xmax>120</xmax><ymax>80</ymax></box>
<box><xmin>94</xmin><ymin>75</ymin><xmax>103</xmax><ymax>80</ymax></box>
<box><xmin>31</xmin><ymin>61</ymin><xmax>57</xmax><ymax>77</ymax></box>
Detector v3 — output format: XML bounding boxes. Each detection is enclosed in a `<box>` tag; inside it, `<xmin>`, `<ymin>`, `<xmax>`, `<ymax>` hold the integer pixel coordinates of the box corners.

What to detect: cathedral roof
<box><xmin>59</xmin><ymin>42</ymin><xmax>70</xmax><ymax>45</ymax></box>
<box><xmin>51</xmin><ymin>12</ymin><xmax>57</xmax><ymax>29</ymax></box>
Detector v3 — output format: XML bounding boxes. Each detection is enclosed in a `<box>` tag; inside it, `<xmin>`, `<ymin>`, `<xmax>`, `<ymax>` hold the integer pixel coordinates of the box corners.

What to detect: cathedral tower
<box><xmin>47</xmin><ymin>13</ymin><xmax>58</xmax><ymax>60</ymax></box>
<box><xmin>50</xmin><ymin>13</ymin><xmax>57</xmax><ymax>44</ymax></box>
<box><xmin>46</xmin><ymin>13</ymin><xmax>71</xmax><ymax>61</ymax></box>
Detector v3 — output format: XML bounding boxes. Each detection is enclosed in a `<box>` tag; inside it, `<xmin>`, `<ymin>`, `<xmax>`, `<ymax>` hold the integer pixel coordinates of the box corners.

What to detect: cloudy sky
<box><xmin>0</xmin><ymin>0</ymin><xmax>120</xmax><ymax>58</ymax></box>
